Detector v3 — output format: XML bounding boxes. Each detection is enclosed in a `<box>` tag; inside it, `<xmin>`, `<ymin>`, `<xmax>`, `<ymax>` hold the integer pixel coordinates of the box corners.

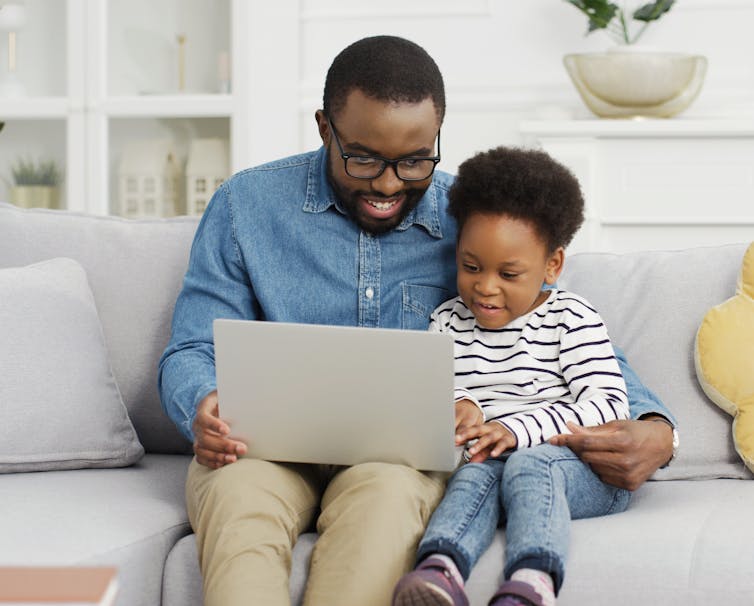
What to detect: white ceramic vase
<box><xmin>563</xmin><ymin>47</ymin><xmax>708</xmax><ymax>119</ymax></box>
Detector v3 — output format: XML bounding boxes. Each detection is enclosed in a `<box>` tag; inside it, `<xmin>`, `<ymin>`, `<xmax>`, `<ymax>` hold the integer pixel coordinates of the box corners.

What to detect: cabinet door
<box><xmin>0</xmin><ymin>1</ymin><xmax>69</xmax><ymax>210</ymax></box>
<box><xmin>0</xmin><ymin>0</ymin><xmax>234</xmax><ymax>216</ymax></box>
<box><xmin>99</xmin><ymin>0</ymin><xmax>233</xmax><ymax>217</ymax></box>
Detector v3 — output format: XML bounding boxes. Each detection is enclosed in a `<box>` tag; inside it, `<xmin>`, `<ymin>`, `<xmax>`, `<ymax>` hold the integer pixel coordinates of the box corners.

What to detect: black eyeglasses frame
<box><xmin>327</xmin><ymin>117</ymin><xmax>441</xmax><ymax>182</ymax></box>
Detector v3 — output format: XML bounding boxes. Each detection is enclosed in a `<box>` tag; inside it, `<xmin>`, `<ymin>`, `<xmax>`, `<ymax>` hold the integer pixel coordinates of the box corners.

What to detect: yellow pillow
<box><xmin>695</xmin><ymin>242</ymin><xmax>754</xmax><ymax>473</ymax></box>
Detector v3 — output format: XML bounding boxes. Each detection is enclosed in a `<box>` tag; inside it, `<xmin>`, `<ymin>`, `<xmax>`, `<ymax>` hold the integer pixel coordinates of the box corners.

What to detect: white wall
<box><xmin>240</xmin><ymin>0</ymin><xmax>754</xmax><ymax>252</ymax></box>
<box><xmin>243</xmin><ymin>0</ymin><xmax>754</xmax><ymax>167</ymax></box>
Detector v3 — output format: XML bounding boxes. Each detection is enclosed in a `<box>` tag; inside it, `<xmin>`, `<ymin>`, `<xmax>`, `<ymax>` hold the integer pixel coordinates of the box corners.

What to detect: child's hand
<box><xmin>455</xmin><ymin>399</ymin><xmax>484</xmax><ymax>436</ymax></box>
<box><xmin>457</xmin><ymin>421</ymin><xmax>517</xmax><ymax>463</ymax></box>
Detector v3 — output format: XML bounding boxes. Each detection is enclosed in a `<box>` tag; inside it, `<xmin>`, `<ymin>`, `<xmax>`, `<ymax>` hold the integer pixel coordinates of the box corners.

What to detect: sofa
<box><xmin>1</xmin><ymin>200</ymin><xmax>752</xmax><ymax>606</ymax></box>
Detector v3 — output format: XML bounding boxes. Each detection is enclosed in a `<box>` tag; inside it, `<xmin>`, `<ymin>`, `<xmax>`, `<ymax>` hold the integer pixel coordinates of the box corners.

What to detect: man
<box><xmin>158</xmin><ymin>35</ymin><xmax>676</xmax><ymax>606</ymax></box>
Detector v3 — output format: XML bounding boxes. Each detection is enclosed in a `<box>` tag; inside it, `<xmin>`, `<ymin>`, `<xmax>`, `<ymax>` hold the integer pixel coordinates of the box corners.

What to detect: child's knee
<box><xmin>452</xmin><ymin>460</ymin><xmax>500</xmax><ymax>485</ymax></box>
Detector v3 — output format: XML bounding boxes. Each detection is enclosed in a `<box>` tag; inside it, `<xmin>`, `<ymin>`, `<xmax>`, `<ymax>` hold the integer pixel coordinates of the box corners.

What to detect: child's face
<box><xmin>456</xmin><ymin>212</ymin><xmax>564</xmax><ymax>330</ymax></box>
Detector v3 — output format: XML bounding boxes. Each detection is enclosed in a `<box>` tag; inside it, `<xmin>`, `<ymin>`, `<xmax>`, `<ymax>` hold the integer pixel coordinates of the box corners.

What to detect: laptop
<box><xmin>213</xmin><ymin>319</ymin><xmax>459</xmax><ymax>472</ymax></box>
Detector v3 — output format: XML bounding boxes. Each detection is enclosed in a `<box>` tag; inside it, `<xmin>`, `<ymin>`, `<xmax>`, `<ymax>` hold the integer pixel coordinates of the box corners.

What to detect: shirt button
<box><xmin>365</xmin><ymin>287</ymin><xmax>374</xmax><ymax>299</ymax></box>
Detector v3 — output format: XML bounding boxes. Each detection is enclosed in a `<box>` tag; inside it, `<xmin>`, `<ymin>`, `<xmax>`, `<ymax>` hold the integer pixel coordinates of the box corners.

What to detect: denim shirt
<box><xmin>158</xmin><ymin>146</ymin><xmax>675</xmax><ymax>441</ymax></box>
<box><xmin>158</xmin><ymin>147</ymin><xmax>458</xmax><ymax>439</ymax></box>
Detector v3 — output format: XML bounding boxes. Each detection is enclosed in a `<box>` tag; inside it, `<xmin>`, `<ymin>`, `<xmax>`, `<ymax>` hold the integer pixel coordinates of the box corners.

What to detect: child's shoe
<box><xmin>488</xmin><ymin>580</ymin><xmax>544</xmax><ymax>606</ymax></box>
<box><xmin>392</xmin><ymin>556</ymin><xmax>469</xmax><ymax>606</ymax></box>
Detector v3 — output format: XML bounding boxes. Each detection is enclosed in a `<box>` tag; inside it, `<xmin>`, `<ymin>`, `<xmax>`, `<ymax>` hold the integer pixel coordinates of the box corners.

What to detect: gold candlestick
<box><xmin>8</xmin><ymin>30</ymin><xmax>17</xmax><ymax>72</ymax></box>
<box><xmin>177</xmin><ymin>34</ymin><xmax>186</xmax><ymax>92</ymax></box>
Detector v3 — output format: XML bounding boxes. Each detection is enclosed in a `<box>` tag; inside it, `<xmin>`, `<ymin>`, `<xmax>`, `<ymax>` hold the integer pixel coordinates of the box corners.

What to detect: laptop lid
<box><xmin>213</xmin><ymin>319</ymin><xmax>458</xmax><ymax>472</ymax></box>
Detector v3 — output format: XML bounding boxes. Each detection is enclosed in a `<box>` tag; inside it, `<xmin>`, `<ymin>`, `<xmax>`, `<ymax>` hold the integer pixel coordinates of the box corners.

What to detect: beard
<box><xmin>326</xmin><ymin>159</ymin><xmax>429</xmax><ymax>236</ymax></box>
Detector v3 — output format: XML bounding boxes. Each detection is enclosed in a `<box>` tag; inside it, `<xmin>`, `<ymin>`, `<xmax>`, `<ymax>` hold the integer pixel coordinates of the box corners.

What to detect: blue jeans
<box><xmin>416</xmin><ymin>444</ymin><xmax>630</xmax><ymax>594</ymax></box>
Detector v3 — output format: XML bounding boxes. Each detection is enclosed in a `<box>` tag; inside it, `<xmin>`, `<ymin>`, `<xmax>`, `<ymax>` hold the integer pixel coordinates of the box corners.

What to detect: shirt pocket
<box><xmin>401</xmin><ymin>283</ymin><xmax>452</xmax><ymax>330</ymax></box>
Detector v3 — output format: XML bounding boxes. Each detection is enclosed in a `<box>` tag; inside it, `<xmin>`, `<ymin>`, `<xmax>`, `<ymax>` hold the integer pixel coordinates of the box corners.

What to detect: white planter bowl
<box><xmin>564</xmin><ymin>49</ymin><xmax>707</xmax><ymax>118</ymax></box>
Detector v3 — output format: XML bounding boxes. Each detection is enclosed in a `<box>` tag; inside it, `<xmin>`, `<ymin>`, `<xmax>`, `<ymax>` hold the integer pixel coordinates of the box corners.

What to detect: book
<box><xmin>0</xmin><ymin>567</ymin><xmax>118</xmax><ymax>606</ymax></box>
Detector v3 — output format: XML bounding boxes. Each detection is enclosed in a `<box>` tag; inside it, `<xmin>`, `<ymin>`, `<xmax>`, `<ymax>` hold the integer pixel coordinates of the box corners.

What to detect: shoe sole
<box><xmin>393</xmin><ymin>580</ymin><xmax>455</xmax><ymax>606</ymax></box>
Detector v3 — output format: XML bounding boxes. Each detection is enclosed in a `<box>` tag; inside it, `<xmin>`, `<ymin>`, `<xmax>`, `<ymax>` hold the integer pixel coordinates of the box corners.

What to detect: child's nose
<box><xmin>475</xmin><ymin>273</ymin><xmax>500</xmax><ymax>295</ymax></box>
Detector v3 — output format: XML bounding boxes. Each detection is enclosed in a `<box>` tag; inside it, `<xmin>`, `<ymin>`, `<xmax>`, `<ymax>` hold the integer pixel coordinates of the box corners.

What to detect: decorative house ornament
<box><xmin>118</xmin><ymin>139</ymin><xmax>180</xmax><ymax>218</ymax></box>
<box><xmin>561</xmin><ymin>0</ymin><xmax>707</xmax><ymax>118</ymax></box>
<box><xmin>185</xmin><ymin>138</ymin><xmax>229</xmax><ymax>216</ymax></box>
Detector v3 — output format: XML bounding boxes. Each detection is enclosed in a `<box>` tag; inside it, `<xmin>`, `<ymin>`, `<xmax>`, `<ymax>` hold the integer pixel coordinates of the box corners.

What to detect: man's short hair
<box><xmin>448</xmin><ymin>147</ymin><xmax>585</xmax><ymax>252</ymax></box>
<box><xmin>323</xmin><ymin>36</ymin><xmax>445</xmax><ymax>122</ymax></box>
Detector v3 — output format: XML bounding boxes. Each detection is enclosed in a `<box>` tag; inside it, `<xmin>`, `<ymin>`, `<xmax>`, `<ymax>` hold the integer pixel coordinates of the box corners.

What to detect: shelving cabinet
<box><xmin>0</xmin><ymin>0</ymin><xmax>247</xmax><ymax>216</ymax></box>
<box><xmin>520</xmin><ymin>118</ymin><xmax>754</xmax><ymax>253</ymax></box>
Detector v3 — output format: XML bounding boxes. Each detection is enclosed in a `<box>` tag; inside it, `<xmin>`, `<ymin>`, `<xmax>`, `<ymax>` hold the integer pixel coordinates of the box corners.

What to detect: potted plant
<box><xmin>7</xmin><ymin>157</ymin><xmax>63</xmax><ymax>209</ymax></box>
<box><xmin>561</xmin><ymin>0</ymin><xmax>707</xmax><ymax>118</ymax></box>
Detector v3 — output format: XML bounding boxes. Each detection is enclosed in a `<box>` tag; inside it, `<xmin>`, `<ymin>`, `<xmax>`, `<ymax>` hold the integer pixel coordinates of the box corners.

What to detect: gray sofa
<box><xmin>1</xmin><ymin>200</ymin><xmax>752</xmax><ymax>606</ymax></box>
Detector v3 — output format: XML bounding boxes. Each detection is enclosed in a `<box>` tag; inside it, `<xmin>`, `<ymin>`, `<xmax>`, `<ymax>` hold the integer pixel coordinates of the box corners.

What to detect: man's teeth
<box><xmin>366</xmin><ymin>198</ymin><xmax>398</xmax><ymax>211</ymax></box>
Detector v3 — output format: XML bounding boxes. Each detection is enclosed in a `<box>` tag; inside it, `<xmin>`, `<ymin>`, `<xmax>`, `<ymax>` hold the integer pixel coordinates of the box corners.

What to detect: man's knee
<box><xmin>324</xmin><ymin>462</ymin><xmax>445</xmax><ymax>520</ymax></box>
<box><xmin>192</xmin><ymin>458</ymin><xmax>284</xmax><ymax>500</ymax></box>
<box><xmin>189</xmin><ymin>458</ymin><xmax>319</xmax><ymax>532</ymax></box>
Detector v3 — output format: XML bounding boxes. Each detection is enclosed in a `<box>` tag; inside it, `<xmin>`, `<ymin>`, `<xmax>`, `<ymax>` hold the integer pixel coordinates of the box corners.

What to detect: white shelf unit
<box><xmin>0</xmin><ymin>0</ymin><xmax>248</xmax><ymax>216</ymax></box>
<box><xmin>520</xmin><ymin>118</ymin><xmax>754</xmax><ymax>254</ymax></box>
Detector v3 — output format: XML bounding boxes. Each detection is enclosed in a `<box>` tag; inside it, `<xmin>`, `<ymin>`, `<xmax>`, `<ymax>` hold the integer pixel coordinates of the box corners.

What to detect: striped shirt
<box><xmin>429</xmin><ymin>289</ymin><xmax>629</xmax><ymax>449</ymax></box>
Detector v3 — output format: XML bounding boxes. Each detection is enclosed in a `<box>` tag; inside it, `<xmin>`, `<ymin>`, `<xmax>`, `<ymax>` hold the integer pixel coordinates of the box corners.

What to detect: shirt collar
<box><xmin>303</xmin><ymin>146</ymin><xmax>443</xmax><ymax>239</ymax></box>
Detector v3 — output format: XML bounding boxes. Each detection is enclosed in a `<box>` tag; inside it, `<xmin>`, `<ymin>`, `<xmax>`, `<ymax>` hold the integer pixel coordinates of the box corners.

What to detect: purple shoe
<box><xmin>392</xmin><ymin>557</ymin><xmax>469</xmax><ymax>606</ymax></box>
<box><xmin>488</xmin><ymin>580</ymin><xmax>544</xmax><ymax>606</ymax></box>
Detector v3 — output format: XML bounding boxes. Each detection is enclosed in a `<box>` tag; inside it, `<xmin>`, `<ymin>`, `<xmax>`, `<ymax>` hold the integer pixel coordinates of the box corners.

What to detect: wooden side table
<box><xmin>0</xmin><ymin>567</ymin><xmax>118</xmax><ymax>605</ymax></box>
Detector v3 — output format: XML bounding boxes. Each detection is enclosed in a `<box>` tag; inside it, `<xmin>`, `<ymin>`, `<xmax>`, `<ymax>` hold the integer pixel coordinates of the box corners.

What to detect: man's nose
<box><xmin>370</xmin><ymin>164</ymin><xmax>403</xmax><ymax>197</ymax></box>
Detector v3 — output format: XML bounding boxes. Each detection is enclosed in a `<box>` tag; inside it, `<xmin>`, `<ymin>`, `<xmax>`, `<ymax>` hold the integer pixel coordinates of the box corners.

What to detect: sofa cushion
<box><xmin>0</xmin><ymin>257</ymin><xmax>144</xmax><ymax>472</ymax></box>
<box><xmin>163</xmin><ymin>479</ymin><xmax>754</xmax><ymax>606</ymax></box>
<box><xmin>560</xmin><ymin>243</ymin><xmax>752</xmax><ymax>480</ymax></box>
<box><xmin>162</xmin><ymin>532</ymin><xmax>315</xmax><ymax>606</ymax></box>
<box><xmin>0</xmin><ymin>454</ymin><xmax>192</xmax><ymax>606</ymax></box>
<box><xmin>0</xmin><ymin>203</ymin><xmax>199</xmax><ymax>454</ymax></box>
<box><xmin>695</xmin><ymin>242</ymin><xmax>754</xmax><ymax>473</ymax></box>
<box><xmin>467</xmin><ymin>479</ymin><xmax>754</xmax><ymax>605</ymax></box>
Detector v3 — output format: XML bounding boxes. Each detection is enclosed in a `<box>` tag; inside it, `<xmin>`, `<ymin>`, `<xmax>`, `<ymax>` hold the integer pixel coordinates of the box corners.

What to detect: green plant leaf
<box><xmin>633</xmin><ymin>0</ymin><xmax>675</xmax><ymax>22</ymax></box>
<box><xmin>565</xmin><ymin>0</ymin><xmax>619</xmax><ymax>32</ymax></box>
<box><xmin>10</xmin><ymin>157</ymin><xmax>62</xmax><ymax>186</ymax></box>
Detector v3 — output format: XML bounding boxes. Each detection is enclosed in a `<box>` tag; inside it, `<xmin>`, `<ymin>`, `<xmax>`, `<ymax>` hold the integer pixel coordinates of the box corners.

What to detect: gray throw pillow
<box><xmin>0</xmin><ymin>257</ymin><xmax>144</xmax><ymax>472</ymax></box>
<box><xmin>560</xmin><ymin>243</ymin><xmax>751</xmax><ymax>480</ymax></box>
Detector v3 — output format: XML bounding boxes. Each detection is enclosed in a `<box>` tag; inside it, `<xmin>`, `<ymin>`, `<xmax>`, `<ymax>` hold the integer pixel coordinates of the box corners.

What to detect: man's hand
<box><xmin>192</xmin><ymin>391</ymin><xmax>247</xmax><ymax>469</ymax></box>
<box><xmin>455</xmin><ymin>399</ymin><xmax>484</xmax><ymax>433</ymax></box>
<box><xmin>456</xmin><ymin>421</ymin><xmax>517</xmax><ymax>463</ymax></box>
<box><xmin>549</xmin><ymin>418</ymin><xmax>674</xmax><ymax>491</ymax></box>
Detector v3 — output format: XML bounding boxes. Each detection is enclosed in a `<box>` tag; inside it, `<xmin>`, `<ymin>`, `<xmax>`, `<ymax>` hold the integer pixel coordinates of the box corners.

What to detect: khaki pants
<box><xmin>186</xmin><ymin>457</ymin><xmax>447</xmax><ymax>606</ymax></box>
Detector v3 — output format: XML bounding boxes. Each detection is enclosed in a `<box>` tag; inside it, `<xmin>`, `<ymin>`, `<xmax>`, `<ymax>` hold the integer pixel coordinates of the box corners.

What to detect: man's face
<box><xmin>456</xmin><ymin>212</ymin><xmax>563</xmax><ymax>330</ymax></box>
<box><xmin>317</xmin><ymin>90</ymin><xmax>441</xmax><ymax>235</ymax></box>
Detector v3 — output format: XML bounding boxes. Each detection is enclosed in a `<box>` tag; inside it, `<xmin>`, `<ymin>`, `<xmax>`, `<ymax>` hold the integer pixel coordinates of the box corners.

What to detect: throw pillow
<box><xmin>0</xmin><ymin>257</ymin><xmax>144</xmax><ymax>472</ymax></box>
<box><xmin>695</xmin><ymin>242</ymin><xmax>754</xmax><ymax>473</ymax></box>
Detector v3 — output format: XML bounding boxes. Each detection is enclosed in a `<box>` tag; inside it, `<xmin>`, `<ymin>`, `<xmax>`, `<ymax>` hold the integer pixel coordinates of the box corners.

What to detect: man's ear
<box><xmin>544</xmin><ymin>247</ymin><xmax>565</xmax><ymax>285</ymax></box>
<box><xmin>315</xmin><ymin>110</ymin><xmax>329</xmax><ymax>144</ymax></box>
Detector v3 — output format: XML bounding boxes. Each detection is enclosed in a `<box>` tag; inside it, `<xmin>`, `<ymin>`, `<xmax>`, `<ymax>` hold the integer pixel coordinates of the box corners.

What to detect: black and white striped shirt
<box><xmin>429</xmin><ymin>289</ymin><xmax>629</xmax><ymax>449</ymax></box>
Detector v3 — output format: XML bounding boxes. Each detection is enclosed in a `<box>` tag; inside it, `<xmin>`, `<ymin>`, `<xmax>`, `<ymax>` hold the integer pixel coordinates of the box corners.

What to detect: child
<box><xmin>392</xmin><ymin>147</ymin><xmax>630</xmax><ymax>606</ymax></box>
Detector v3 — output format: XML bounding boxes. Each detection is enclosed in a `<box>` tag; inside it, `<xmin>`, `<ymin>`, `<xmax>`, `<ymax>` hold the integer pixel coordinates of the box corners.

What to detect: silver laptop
<box><xmin>213</xmin><ymin>319</ymin><xmax>458</xmax><ymax>472</ymax></box>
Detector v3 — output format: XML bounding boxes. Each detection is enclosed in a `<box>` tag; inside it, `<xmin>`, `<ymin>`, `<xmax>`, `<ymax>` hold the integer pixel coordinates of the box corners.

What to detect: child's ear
<box><xmin>544</xmin><ymin>247</ymin><xmax>565</xmax><ymax>285</ymax></box>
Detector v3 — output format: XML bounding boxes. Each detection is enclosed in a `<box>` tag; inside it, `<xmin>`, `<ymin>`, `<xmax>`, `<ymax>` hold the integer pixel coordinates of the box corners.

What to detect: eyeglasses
<box><xmin>327</xmin><ymin>117</ymin><xmax>441</xmax><ymax>182</ymax></box>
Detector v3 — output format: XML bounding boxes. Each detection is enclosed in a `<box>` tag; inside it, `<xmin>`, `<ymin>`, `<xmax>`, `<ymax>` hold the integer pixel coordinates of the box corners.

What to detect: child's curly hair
<box><xmin>448</xmin><ymin>147</ymin><xmax>584</xmax><ymax>252</ymax></box>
